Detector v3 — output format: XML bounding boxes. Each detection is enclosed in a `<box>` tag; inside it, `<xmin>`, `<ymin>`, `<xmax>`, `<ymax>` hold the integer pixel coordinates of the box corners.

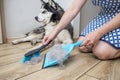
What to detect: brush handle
<box><xmin>73</xmin><ymin>40</ymin><xmax>83</xmax><ymax>47</ymax></box>
<box><xmin>24</xmin><ymin>40</ymin><xmax>52</xmax><ymax>57</ymax></box>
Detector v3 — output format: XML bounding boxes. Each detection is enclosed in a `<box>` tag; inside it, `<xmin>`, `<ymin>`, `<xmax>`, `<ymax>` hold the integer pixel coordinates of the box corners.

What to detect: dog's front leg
<box><xmin>54</xmin><ymin>38</ymin><xmax>61</xmax><ymax>44</ymax></box>
<box><xmin>12</xmin><ymin>34</ymin><xmax>37</xmax><ymax>45</ymax></box>
<box><xmin>31</xmin><ymin>38</ymin><xmax>43</xmax><ymax>45</ymax></box>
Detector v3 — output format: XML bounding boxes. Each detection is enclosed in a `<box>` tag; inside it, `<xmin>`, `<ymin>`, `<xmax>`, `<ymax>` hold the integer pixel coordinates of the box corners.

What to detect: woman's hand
<box><xmin>82</xmin><ymin>30</ymin><xmax>103</xmax><ymax>48</ymax></box>
<box><xmin>42</xmin><ymin>31</ymin><xmax>57</xmax><ymax>45</ymax></box>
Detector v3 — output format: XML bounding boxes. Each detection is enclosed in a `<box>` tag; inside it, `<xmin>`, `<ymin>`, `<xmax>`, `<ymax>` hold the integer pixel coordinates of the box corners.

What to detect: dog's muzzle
<box><xmin>35</xmin><ymin>16</ymin><xmax>38</xmax><ymax>21</ymax></box>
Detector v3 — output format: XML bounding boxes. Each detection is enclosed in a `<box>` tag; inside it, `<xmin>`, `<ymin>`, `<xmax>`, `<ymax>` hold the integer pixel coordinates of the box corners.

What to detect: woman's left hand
<box><xmin>82</xmin><ymin>30</ymin><xmax>103</xmax><ymax>48</ymax></box>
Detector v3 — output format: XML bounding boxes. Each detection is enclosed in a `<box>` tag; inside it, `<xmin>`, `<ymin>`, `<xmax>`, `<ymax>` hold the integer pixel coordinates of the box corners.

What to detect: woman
<box><xmin>43</xmin><ymin>0</ymin><xmax>120</xmax><ymax>60</ymax></box>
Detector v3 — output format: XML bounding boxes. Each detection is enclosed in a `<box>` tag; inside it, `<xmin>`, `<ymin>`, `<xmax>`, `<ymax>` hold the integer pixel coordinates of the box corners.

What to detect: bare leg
<box><xmin>78</xmin><ymin>36</ymin><xmax>120</xmax><ymax>60</ymax></box>
<box><xmin>93</xmin><ymin>41</ymin><xmax>120</xmax><ymax>60</ymax></box>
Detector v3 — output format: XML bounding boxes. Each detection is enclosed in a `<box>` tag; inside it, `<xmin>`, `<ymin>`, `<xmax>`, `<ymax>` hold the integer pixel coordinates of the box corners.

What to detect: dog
<box><xmin>12</xmin><ymin>0</ymin><xmax>73</xmax><ymax>45</ymax></box>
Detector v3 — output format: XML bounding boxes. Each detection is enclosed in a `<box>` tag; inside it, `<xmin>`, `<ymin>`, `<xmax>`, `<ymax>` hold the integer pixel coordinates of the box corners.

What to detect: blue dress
<box><xmin>80</xmin><ymin>0</ymin><xmax>120</xmax><ymax>49</ymax></box>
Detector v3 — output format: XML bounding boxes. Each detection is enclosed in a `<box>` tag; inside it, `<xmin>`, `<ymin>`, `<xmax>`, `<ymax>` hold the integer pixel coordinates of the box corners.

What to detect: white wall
<box><xmin>0</xmin><ymin>15</ymin><xmax>2</xmax><ymax>43</ymax></box>
<box><xmin>4</xmin><ymin>0</ymin><xmax>41</xmax><ymax>38</ymax></box>
<box><xmin>4</xmin><ymin>0</ymin><xmax>40</xmax><ymax>38</ymax></box>
<box><xmin>4</xmin><ymin>0</ymin><xmax>80</xmax><ymax>38</ymax></box>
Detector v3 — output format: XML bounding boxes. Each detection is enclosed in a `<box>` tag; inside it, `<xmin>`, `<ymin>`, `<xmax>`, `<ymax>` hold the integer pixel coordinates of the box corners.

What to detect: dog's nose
<box><xmin>35</xmin><ymin>16</ymin><xmax>38</xmax><ymax>21</ymax></box>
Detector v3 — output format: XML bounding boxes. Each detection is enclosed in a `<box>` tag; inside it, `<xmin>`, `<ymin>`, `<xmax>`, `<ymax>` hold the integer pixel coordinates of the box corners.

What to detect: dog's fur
<box><xmin>12</xmin><ymin>0</ymin><xmax>73</xmax><ymax>45</ymax></box>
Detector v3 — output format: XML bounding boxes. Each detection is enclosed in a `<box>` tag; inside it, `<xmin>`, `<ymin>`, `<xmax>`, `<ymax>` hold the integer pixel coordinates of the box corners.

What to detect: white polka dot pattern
<box><xmin>81</xmin><ymin>0</ymin><xmax>120</xmax><ymax>48</ymax></box>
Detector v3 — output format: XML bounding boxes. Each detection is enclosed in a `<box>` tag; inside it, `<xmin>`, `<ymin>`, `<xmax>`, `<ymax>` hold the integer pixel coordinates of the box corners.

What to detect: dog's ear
<box><xmin>47</xmin><ymin>0</ymin><xmax>64</xmax><ymax>22</ymax></box>
<box><xmin>41</xmin><ymin>0</ymin><xmax>47</xmax><ymax>6</ymax></box>
<box><xmin>48</xmin><ymin>0</ymin><xmax>57</xmax><ymax>9</ymax></box>
<box><xmin>41</xmin><ymin>0</ymin><xmax>46</xmax><ymax>3</ymax></box>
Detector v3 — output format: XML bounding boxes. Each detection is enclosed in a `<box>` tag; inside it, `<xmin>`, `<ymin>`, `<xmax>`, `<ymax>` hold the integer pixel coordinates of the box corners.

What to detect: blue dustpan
<box><xmin>21</xmin><ymin>43</ymin><xmax>49</xmax><ymax>64</ymax></box>
<box><xmin>42</xmin><ymin>40</ymin><xmax>83</xmax><ymax>68</ymax></box>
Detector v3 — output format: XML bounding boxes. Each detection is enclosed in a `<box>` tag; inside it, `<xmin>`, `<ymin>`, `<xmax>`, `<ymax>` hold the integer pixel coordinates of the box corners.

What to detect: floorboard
<box><xmin>17</xmin><ymin>49</ymin><xmax>100</xmax><ymax>80</ymax></box>
<box><xmin>77</xmin><ymin>75</ymin><xmax>99</xmax><ymax>80</ymax></box>
<box><xmin>1</xmin><ymin>43</ymin><xmax>120</xmax><ymax>80</ymax></box>
<box><xmin>86</xmin><ymin>59</ymin><xmax>120</xmax><ymax>80</ymax></box>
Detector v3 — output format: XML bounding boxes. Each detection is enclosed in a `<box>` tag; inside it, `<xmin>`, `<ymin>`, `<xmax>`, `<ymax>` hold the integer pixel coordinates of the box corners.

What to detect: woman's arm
<box><xmin>43</xmin><ymin>0</ymin><xmax>87</xmax><ymax>44</ymax></box>
<box><xmin>96</xmin><ymin>13</ymin><xmax>120</xmax><ymax>37</ymax></box>
<box><xmin>82</xmin><ymin>12</ymin><xmax>120</xmax><ymax>47</ymax></box>
<box><xmin>54</xmin><ymin>0</ymin><xmax>87</xmax><ymax>35</ymax></box>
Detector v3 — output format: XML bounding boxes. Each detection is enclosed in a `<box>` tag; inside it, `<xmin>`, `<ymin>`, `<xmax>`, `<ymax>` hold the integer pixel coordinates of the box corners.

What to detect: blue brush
<box><xmin>42</xmin><ymin>40</ymin><xmax>83</xmax><ymax>68</ymax></box>
<box><xmin>21</xmin><ymin>42</ymin><xmax>51</xmax><ymax>64</ymax></box>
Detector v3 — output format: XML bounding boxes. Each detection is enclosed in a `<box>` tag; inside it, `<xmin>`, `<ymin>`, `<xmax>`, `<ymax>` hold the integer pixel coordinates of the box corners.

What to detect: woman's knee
<box><xmin>93</xmin><ymin>41</ymin><xmax>118</xmax><ymax>60</ymax></box>
<box><xmin>93</xmin><ymin>47</ymin><xmax>111</xmax><ymax>60</ymax></box>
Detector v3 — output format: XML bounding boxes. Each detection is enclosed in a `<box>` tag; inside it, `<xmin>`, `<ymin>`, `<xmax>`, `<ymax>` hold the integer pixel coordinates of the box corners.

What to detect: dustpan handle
<box><xmin>73</xmin><ymin>40</ymin><xmax>83</xmax><ymax>47</ymax></box>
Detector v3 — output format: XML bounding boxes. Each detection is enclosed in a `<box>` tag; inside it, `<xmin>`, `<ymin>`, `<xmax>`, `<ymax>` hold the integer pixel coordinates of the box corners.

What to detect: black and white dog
<box><xmin>12</xmin><ymin>0</ymin><xmax>73</xmax><ymax>45</ymax></box>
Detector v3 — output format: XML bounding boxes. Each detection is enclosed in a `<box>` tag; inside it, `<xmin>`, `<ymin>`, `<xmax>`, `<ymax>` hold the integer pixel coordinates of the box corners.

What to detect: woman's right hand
<box><xmin>42</xmin><ymin>32</ymin><xmax>57</xmax><ymax>45</ymax></box>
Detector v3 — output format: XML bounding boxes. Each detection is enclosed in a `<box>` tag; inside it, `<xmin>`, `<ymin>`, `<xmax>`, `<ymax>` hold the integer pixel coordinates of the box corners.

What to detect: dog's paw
<box><xmin>12</xmin><ymin>40</ymin><xmax>20</xmax><ymax>45</ymax></box>
<box><xmin>31</xmin><ymin>39</ymin><xmax>37</xmax><ymax>46</ymax></box>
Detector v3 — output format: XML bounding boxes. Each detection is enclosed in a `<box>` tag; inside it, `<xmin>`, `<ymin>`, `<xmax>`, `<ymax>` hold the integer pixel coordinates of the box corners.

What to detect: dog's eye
<box><xmin>42</xmin><ymin>11</ymin><xmax>47</xmax><ymax>13</ymax></box>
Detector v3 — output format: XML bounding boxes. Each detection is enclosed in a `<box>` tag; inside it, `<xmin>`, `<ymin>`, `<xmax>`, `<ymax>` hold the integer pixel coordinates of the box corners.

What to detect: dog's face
<box><xmin>35</xmin><ymin>0</ymin><xmax>64</xmax><ymax>25</ymax></box>
<box><xmin>35</xmin><ymin>8</ymin><xmax>53</xmax><ymax>24</ymax></box>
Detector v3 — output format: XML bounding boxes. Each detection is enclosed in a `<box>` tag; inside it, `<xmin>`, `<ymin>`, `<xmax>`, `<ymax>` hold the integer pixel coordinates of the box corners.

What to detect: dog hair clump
<box><xmin>48</xmin><ymin>44</ymin><xmax>66</xmax><ymax>69</ymax></box>
<box><xmin>25</xmin><ymin>56</ymin><xmax>42</xmax><ymax>65</ymax></box>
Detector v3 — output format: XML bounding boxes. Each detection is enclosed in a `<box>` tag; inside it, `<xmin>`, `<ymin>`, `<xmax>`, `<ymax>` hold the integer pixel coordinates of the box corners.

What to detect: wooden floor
<box><xmin>0</xmin><ymin>42</ymin><xmax>120</xmax><ymax>80</ymax></box>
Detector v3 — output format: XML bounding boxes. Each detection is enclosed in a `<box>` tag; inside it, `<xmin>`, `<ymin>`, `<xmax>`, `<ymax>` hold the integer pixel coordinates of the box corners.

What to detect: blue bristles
<box><xmin>21</xmin><ymin>52</ymin><xmax>40</xmax><ymax>63</ymax></box>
